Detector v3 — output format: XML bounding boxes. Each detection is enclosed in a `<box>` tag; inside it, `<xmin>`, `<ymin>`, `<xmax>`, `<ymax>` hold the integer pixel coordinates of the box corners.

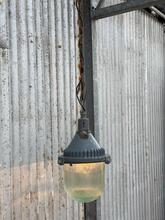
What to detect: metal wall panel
<box><xmin>92</xmin><ymin>0</ymin><xmax>125</xmax><ymax>8</ymax></box>
<box><xmin>92</xmin><ymin>9</ymin><xmax>165</xmax><ymax>220</ymax></box>
<box><xmin>0</xmin><ymin>0</ymin><xmax>8</xmax><ymax>49</ymax></box>
<box><xmin>0</xmin><ymin>0</ymin><xmax>84</xmax><ymax>219</ymax></box>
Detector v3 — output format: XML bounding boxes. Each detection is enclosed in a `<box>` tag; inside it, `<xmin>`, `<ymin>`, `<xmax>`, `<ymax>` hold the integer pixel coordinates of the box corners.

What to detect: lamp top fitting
<box><xmin>58</xmin><ymin>113</ymin><xmax>111</xmax><ymax>165</ymax></box>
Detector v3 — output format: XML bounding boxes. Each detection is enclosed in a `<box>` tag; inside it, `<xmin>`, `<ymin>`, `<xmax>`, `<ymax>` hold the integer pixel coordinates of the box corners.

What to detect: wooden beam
<box><xmin>91</xmin><ymin>0</ymin><xmax>165</xmax><ymax>20</ymax></box>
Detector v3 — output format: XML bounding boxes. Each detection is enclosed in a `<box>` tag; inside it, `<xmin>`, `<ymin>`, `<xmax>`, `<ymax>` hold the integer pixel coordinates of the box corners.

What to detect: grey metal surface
<box><xmin>82</xmin><ymin>0</ymin><xmax>96</xmax><ymax>218</ymax></box>
<box><xmin>92</xmin><ymin>8</ymin><xmax>165</xmax><ymax>220</ymax></box>
<box><xmin>157</xmin><ymin>4</ymin><xmax>165</xmax><ymax>14</ymax></box>
<box><xmin>0</xmin><ymin>0</ymin><xmax>84</xmax><ymax>219</ymax></box>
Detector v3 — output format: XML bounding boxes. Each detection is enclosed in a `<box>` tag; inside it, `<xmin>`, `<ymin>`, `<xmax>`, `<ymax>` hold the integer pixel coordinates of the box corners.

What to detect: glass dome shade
<box><xmin>64</xmin><ymin>162</ymin><xmax>105</xmax><ymax>203</ymax></box>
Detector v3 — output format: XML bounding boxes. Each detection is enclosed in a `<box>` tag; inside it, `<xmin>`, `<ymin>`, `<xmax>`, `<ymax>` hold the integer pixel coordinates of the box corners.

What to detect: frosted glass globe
<box><xmin>64</xmin><ymin>162</ymin><xmax>105</xmax><ymax>203</ymax></box>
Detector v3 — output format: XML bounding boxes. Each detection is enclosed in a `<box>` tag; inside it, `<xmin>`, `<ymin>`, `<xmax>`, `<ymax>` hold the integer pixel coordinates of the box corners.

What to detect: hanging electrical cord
<box><xmin>75</xmin><ymin>0</ymin><xmax>86</xmax><ymax>113</ymax></box>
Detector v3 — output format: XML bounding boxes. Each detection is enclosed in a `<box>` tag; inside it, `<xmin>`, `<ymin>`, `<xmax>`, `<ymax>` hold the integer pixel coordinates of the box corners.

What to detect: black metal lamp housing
<box><xmin>58</xmin><ymin>112</ymin><xmax>111</xmax><ymax>203</ymax></box>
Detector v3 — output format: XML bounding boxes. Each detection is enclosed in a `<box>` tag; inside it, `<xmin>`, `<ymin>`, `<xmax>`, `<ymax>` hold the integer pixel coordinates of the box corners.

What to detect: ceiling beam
<box><xmin>91</xmin><ymin>0</ymin><xmax>165</xmax><ymax>20</ymax></box>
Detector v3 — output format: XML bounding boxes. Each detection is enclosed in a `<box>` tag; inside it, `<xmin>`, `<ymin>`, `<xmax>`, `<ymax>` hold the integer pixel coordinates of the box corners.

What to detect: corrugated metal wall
<box><xmin>1</xmin><ymin>0</ymin><xmax>165</xmax><ymax>219</ymax></box>
<box><xmin>0</xmin><ymin>0</ymin><xmax>84</xmax><ymax>219</ymax></box>
<box><xmin>92</xmin><ymin>6</ymin><xmax>165</xmax><ymax>220</ymax></box>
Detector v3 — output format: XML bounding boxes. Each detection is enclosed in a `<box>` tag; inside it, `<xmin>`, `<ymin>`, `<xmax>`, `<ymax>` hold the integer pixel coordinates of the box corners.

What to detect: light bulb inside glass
<box><xmin>64</xmin><ymin>162</ymin><xmax>105</xmax><ymax>203</ymax></box>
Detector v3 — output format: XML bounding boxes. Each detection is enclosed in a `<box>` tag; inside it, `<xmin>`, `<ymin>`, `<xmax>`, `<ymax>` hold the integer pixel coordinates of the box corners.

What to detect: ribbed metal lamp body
<box><xmin>58</xmin><ymin>132</ymin><xmax>111</xmax><ymax>165</ymax></box>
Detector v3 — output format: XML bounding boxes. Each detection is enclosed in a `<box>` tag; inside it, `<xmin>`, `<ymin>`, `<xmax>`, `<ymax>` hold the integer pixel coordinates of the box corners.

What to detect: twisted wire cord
<box><xmin>75</xmin><ymin>0</ymin><xmax>86</xmax><ymax>112</ymax></box>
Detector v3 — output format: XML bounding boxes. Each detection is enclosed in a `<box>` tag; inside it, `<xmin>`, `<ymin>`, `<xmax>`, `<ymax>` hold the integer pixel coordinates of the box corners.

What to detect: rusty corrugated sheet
<box><xmin>92</xmin><ymin>7</ymin><xmax>165</xmax><ymax>220</ymax></box>
<box><xmin>0</xmin><ymin>0</ymin><xmax>84</xmax><ymax>219</ymax></box>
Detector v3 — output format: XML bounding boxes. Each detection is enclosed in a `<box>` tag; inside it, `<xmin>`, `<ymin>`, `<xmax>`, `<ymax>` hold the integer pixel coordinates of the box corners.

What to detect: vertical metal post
<box><xmin>82</xmin><ymin>0</ymin><xmax>97</xmax><ymax>219</ymax></box>
<box><xmin>82</xmin><ymin>0</ymin><xmax>94</xmax><ymax>133</ymax></box>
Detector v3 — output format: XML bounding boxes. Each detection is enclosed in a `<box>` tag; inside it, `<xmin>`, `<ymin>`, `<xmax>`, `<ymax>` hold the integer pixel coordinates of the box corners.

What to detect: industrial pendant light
<box><xmin>58</xmin><ymin>112</ymin><xmax>111</xmax><ymax>203</ymax></box>
<box><xmin>58</xmin><ymin>0</ymin><xmax>111</xmax><ymax>203</ymax></box>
